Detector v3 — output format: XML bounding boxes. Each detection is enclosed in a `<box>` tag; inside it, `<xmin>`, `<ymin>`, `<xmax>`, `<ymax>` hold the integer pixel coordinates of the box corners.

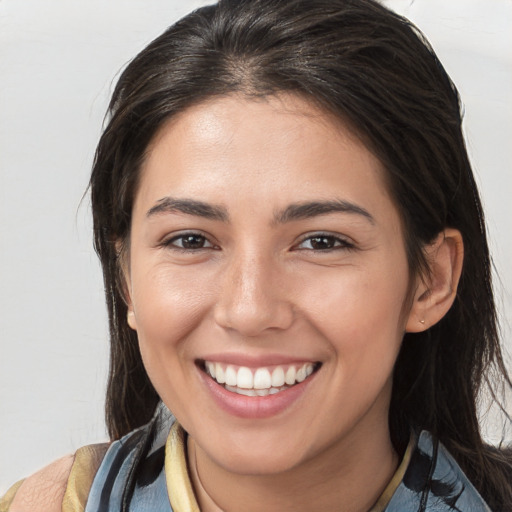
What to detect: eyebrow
<box><xmin>146</xmin><ymin>196</ymin><xmax>374</xmax><ymax>225</ymax></box>
<box><xmin>274</xmin><ymin>200</ymin><xmax>375</xmax><ymax>225</ymax></box>
<box><xmin>146</xmin><ymin>197</ymin><xmax>229</xmax><ymax>221</ymax></box>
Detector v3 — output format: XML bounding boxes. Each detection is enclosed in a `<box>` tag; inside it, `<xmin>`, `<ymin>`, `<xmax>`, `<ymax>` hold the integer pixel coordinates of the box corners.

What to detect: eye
<box><xmin>163</xmin><ymin>232</ymin><xmax>216</xmax><ymax>251</ymax></box>
<box><xmin>295</xmin><ymin>233</ymin><xmax>354</xmax><ymax>251</ymax></box>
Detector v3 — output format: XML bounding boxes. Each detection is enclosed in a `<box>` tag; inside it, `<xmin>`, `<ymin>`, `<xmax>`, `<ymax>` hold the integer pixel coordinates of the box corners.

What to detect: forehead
<box><xmin>135</xmin><ymin>93</ymin><xmax>395</xmax><ymax>219</ymax></box>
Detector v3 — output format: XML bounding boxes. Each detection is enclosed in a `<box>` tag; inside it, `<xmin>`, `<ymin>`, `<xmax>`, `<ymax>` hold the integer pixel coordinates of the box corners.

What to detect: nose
<box><xmin>213</xmin><ymin>250</ymin><xmax>294</xmax><ymax>337</ymax></box>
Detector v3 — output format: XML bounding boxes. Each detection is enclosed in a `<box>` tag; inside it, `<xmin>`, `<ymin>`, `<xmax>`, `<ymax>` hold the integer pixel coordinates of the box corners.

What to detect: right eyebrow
<box><xmin>146</xmin><ymin>197</ymin><xmax>229</xmax><ymax>222</ymax></box>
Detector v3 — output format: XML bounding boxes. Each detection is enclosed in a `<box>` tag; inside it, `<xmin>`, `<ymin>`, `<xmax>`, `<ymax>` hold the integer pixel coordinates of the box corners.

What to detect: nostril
<box><xmin>213</xmin><ymin>297</ymin><xmax>294</xmax><ymax>336</ymax></box>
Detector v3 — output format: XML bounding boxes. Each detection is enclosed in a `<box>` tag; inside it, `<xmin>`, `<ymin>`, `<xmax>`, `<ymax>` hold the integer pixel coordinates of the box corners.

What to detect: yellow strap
<box><xmin>369</xmin><ymin>433</ymin><xmax>415</xmax><ymax>512</ymax></box>
<box><xmin>165</xmin><ymin>422</ymin><xmax>200</xmax><ymax>512</ymax></box>
<box><xmin>62</xmin><ymin>443</ymin><xmax>110</xmax><ymax>512</ymax></box>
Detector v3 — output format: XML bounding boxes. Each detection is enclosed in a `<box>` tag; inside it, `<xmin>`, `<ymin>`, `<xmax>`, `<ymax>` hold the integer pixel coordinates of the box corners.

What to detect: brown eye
<box><xmin>309</xmin><ymin>236</ymin><xmax>337</xmax><ymax>250</ymax></box>
<box><xmin>180</xmin><ymin>234</ymin><xmax>207</xmax><ymax>249</ymax></box>
<box><xmin>296</xmin><ymin>234</ymin><xmax>354</xmax><ymax>251</ymax></box>
<box><xmin>165</xmin><ymin>233</ymin><xmax>214</xmax><ymax>250</ymax></box>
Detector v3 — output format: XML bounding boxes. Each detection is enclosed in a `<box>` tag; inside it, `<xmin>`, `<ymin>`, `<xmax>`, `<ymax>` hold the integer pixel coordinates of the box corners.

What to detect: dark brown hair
<box><xmin>90</xmin><ymin>0</ymin><xmax>512</xmax><ymax>507</ymax></box>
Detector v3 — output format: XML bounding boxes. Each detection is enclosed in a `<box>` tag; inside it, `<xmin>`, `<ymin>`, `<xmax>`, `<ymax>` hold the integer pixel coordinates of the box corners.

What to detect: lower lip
<box><xmin>199</xmin><ymin>367</ymin><xmax>317</xmax><ymax>419</ymax></box>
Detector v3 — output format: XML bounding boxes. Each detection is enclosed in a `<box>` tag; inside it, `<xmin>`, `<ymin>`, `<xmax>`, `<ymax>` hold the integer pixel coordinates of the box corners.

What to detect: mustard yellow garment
<box><xmin>0</xmin><ymin>480</ymin><xmax>24</xmax><ymax>512</ymax></box>
<box><xmin>165</xmin><ymin>421</ymin><xmax>201</xmax><ymax>512</ymax></box>
<box><xmin>62</xmin><ymin>443</ymin><xmax>110</xmax><ymax>512</ymax></box>
<box><xmin>369</xmin><ymin>435</ymin><xmax>414</xmax><ymax>512</ymax></box>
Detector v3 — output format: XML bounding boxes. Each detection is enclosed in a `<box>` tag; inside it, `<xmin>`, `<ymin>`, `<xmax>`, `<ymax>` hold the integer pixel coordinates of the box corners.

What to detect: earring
<box><xmin>419</xmin><ymin>319</ymin><xmax>425</xmax><ymax>325</ymax></box>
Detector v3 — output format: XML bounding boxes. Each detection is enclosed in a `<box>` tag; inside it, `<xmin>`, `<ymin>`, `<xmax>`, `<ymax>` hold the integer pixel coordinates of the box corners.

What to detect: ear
<box><xmin>124</xmin><ymin>280</ymin><xmax>138</xmax><ymax>331</ymax></box>
<box><xmin>405</xmin><ymin>228</ymin><xmax>464</xmax><ymax>333</ymax></box>
<box><xmin>127</xmin><ymin>306</ymin><xmax>137</xmax><ymax>331</ymax></box>
<box><xmin>115</xmin><ymin>239</ymin><xmax>138</xmax><ymax>331</ymax></box>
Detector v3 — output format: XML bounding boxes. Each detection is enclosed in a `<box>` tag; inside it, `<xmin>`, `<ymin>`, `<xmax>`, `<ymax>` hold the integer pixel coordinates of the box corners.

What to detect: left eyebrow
<box><xmin>273</xmin><ymin>200</ymin><xmax>375</xmax><ymax>225</ymax></box>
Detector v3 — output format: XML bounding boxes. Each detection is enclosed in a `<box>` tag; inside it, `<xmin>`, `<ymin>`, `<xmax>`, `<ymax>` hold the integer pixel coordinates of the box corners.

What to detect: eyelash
<box><xmin>161</xmin><ymin>232</ymin><xmax>217</xmax><ymax>252</ymax></box>
<box><xmin>161</xmin><ymin>231</ymin><xmax>355</xmax><ymax>253</ymax></box>
<box><xmin>294</xmin><ymin>232</ymin><xmax>355</xmax><ymax>252</ymax></box>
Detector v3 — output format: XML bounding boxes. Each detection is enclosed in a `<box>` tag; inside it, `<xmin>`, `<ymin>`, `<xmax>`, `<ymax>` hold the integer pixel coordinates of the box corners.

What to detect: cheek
<box><xmin>130</xmin><ymin>263</ymin><xmax>215</xmax><ymax>359</ymax></box>
<box><xmin>297</xmin><ymin>258</ymin><xmax>409</xmax><ymax>389</ymax></box>
<box><xmin>300</xmin><ymin>265</ymin><xmax>408</xmax><ymax>337</ymax></box>
<box><xmin>128</xmin><ymin>264</ymin><xmax>217</xmax><ymax>417</ymax></box>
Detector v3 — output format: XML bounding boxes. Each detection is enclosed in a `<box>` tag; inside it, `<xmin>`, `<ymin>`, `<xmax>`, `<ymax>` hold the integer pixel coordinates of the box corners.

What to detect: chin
<box><xmin>216</xmin><ymin>448</ymin><xmax>306</xmax><ymax>477</ymax></box>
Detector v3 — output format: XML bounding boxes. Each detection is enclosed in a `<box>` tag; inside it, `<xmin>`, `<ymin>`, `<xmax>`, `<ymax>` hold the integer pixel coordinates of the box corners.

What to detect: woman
<box><xmin>2</xmin><ymin>0</ymin><xmax>511</xmax><ymax>510</ymax></box>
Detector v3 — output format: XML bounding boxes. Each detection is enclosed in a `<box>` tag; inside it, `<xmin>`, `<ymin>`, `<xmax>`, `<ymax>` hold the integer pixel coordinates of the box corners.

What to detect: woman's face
<box><xmin>125</xmin><ymin>94</ymin><xmax>416</xmax><ymax>475</ymax></box>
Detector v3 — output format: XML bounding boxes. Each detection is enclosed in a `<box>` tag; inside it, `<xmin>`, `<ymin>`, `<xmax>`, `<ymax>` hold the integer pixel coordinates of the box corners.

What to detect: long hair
<box><xmin>89</xmin><ymin>0</ymin><xmax>512</xmax><ymax>507</ymax></box>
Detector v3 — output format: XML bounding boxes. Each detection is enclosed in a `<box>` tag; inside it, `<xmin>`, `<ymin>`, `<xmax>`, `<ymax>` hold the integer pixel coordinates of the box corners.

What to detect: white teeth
<box><xmin>254</xmin><ymin>368</ymin><xmax>272</xmax><ymax>389</ymax></box>
<box><xmin>225</xmin><ymin>365</ymin><xmax>237</xmax><ymax>386</ymax></box>
<box><xmin>206</xmin><ymin>361</ymin><xmax>216</xmax><ymax>378</ymax></box>
<box><xmin>285</xmin><ymin>366</ymin><xmax>296</xmax><ymax>385</ymax></box>
<box><xmin>271</xmin><ymin>367</ymin><xmax>285</xmax><ymax>387</ymax></box>
<box><xmin>215</xmin><ymin>363</ymin><xmax>225</xmax><ymax>384</ymax></box>
<box><xmin>225</xmin><ymin>385</ymin><xmax>257</xmax><ymax>397</ymax></box>
<box><xmin>225</xmin><ymin>384</ymin><xmax>280</xmax><ymax>397</ymax></box>
<box><xmin>237</xmin><ymin>367</ymin><xmax>253</xmax><ymax>389</ymax></box>
<box><xmin>206</xmin><ymin>361</ymin><xmax>317</xmax><ymax>393</ymax></box>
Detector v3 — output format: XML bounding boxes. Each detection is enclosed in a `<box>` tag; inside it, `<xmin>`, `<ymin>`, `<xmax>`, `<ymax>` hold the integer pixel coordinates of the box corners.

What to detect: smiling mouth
<box><xmin>201</xmin><ymin>360</ymin><xmax>321</xmax><ymax>397</ymax></box>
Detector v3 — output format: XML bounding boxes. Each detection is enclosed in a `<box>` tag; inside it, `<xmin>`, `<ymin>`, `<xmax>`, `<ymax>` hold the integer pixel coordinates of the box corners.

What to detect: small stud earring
<box><xmin>419</xmin><ymin>319</ymin><xmax>425</xmax><ymax>325</ymax></box>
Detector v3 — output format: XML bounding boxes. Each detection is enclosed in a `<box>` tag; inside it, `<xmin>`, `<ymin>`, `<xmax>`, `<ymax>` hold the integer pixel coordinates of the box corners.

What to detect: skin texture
<box><xmin>124</xmin><ymin>94</ymin><xmax>463</xmax><ymax>512</ymax></box>
<box><xmin>8</xmin><ymin>455</ymin><xmax>73</xmax><ymax>512</ymax></box>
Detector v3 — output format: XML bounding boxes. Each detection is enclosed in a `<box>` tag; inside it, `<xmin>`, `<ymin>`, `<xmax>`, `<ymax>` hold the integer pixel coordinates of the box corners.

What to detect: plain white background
<box><xmin>1</xmin><ymin>0</ymin><xmax>511</xmax><ymax>492</ymax></box>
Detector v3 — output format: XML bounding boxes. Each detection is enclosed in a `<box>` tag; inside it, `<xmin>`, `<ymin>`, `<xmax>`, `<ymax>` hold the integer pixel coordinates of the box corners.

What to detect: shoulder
<box><xmin>0</xmin><ymin>443</ymin><xmax>109</xmax><ymax>512</ymax></box>
<box><xmin>2</xmin><ymin>455</ymin><xmax>74</xmax><ymax>512</ymax></box>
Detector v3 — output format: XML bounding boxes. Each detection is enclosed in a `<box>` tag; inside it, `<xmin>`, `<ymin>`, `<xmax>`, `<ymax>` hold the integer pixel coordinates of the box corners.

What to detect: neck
<box><xmin>187</xmin><ymin>421</ymin><xmax>399</xmax><ymax>512</ymax></box>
